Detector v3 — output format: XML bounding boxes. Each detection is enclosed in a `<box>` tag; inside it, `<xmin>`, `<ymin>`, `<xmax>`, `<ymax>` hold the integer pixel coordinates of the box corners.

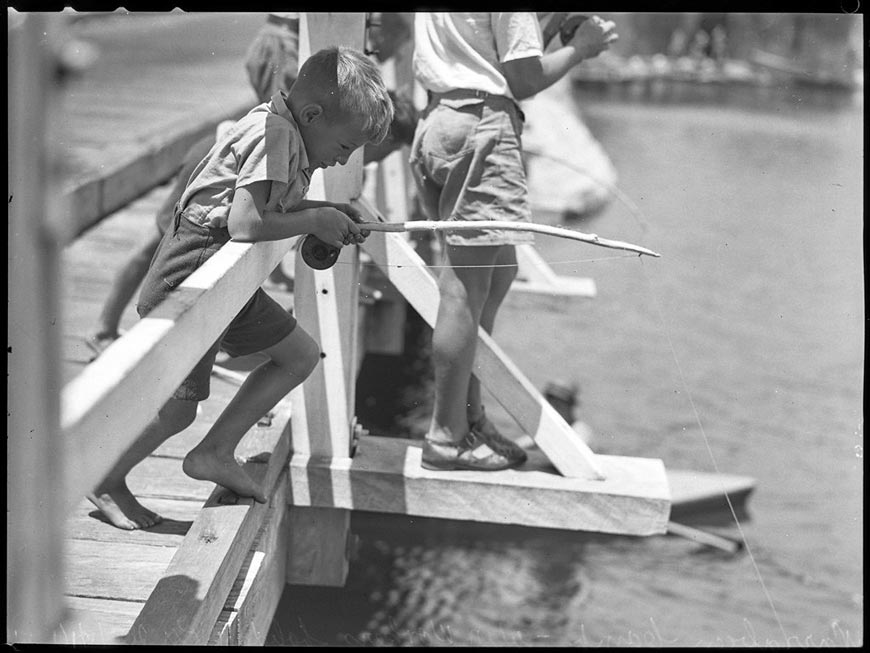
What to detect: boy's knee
<box><xmin>295</xmin><ymin>335</ymin><xmax>322</xmax><ymax>379</ymax></box>
<box><xmin>278</xmin><ymin>331</ymin><xmax>321</xmax><ymax>380</ymax></box>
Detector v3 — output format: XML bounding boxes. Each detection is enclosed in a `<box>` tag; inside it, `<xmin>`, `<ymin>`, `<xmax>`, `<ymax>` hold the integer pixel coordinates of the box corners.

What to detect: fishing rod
<box><xmin>300</xmin><ymin>220</ymin><xmax>661</xmax><ymax>270</ymax></box>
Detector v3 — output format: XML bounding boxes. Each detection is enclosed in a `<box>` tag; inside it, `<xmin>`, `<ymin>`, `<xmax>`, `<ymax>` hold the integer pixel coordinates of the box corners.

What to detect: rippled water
<box><xmin>268</xmin><ymin>83</ymin><xmax>863</xmax><ymax>647</ymax></box>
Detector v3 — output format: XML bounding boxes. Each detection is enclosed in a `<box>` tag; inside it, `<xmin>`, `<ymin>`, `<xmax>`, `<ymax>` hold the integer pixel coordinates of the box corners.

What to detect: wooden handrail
<box><xmin>60</xmin><ymin>235</ymin><xmax>300</xmax><ymax>514</ymax></box>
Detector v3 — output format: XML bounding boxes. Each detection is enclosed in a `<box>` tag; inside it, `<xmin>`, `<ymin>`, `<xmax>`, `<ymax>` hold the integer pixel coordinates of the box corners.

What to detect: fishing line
<box><xmin>523</xmin><ymin>146</ymin><xmax>650</xmax><ymax>236</ymax></box>
<box><xmin>639</xmin><ymin>256</ymin><xmax>789</xmax><ymax>642</ymax></box>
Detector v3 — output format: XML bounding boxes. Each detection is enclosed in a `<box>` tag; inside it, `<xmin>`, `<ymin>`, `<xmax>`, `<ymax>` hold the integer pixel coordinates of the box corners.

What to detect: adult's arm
<box><xmin>502</xmin><ymin>15</ymin><xmax>618</xmax><ymax>100</ymax></box>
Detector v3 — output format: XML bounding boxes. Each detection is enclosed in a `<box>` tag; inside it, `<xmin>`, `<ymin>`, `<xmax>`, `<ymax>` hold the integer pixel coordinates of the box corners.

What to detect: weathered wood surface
<box><xmin>126</xmin><ymin>402</ymin><xmax>294</xmax><ymax>645</ymax></box>
<box><xmin>209</xmin><ymin>477</ymin><xmax>292</xmax><ymax>645</ymax></box>
<box><xmin>8</xmin><ymin>14</ymin><xmax>68</xmax><ymax>643</ymax></box>
<box><xmin>289</xmin><ymin>436</ymin><xmax>671</xmax><ymax>536</ymax></box>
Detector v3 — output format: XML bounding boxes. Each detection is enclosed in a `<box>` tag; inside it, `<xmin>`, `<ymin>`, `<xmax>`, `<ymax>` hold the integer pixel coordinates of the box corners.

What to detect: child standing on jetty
<box><xmin>88</xmin><ymin>46</ymin><xmax>393</xmax><ymax>530</ymax></box>
<box><xmin>410</xmin><ymin>13</ymin><xmax>617</xmax><ymax>471</ymax></box>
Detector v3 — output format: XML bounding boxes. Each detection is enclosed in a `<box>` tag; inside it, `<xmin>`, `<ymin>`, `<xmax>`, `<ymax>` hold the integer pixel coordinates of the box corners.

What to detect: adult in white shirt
<box><xmin>409</xmin><ymin>12</ymin><xmax>617</xmax><ymax>471</ymax></box>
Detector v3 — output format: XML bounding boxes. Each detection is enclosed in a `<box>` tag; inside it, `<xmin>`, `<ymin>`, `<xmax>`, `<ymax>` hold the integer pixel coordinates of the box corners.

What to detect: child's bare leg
<box><xmin>183</xmin><ymin>327</ymin><xmax>319</xmax><ymax>502</ymax></box>
<box><xmin>88</xmin><ymin>398</ymin><xmax>198</xmax><ymax>529</ymax></box>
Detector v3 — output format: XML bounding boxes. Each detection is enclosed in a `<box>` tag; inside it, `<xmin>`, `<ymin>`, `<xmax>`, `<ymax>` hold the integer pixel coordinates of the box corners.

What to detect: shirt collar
<box><xmin>270</xmin><ymin>91</ymin><xmax>310</xmax><ymax>173</ymax></box>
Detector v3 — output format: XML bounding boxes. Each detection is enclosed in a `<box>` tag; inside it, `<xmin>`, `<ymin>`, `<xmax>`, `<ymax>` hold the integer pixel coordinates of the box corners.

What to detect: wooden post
<box><xmin>361</xmin><ymin>48</ymin><xmax>413</xmax><ymax>357</ymax></box>
<box><xmin>7</xmin><ymin>13</ymin><xmax>67</xmax><ymax>642</ymax></box>
<box><xmin>286</xmin><ymin>12</ymin><xmax>367</xmax><ymax>587</ymax></box>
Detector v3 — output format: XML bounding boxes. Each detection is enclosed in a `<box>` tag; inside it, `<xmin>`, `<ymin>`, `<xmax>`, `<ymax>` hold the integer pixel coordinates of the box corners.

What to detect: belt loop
<box><xmin>173</xmin><ymin>202</ymin><xmax>183</xmax><ymax>233</ymax></box>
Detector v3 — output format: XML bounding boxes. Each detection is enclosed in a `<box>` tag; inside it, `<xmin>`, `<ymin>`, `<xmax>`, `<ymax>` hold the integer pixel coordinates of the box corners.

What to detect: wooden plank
<box><xmin>60</xmin><ymin>597</ymin><xmax>143</xmax><ymax>645</ymax></box>
<box><xmin>7</xmin><ymin>13</ymin><xmax>67</xmax><ymax>643</ymax></box>
<box><xmin>286</xmin><ymin>507</ymin><xmax>352</xmax><ymax>586</ymax></box>
<box><xmin>356</xmin><ymin>197</ymin><xmax>606</xmax><ymax>480</ymax></box>
<box><xmin>127</xmin><ymin>420</ymin><xmax>292</xmax><ymax>644</ymax></box>
<box><xmin>66</xmin><ymin>497</ymin><xmax>201</xmax><ymax>547</ymax></box>
<box><xmin>289</xmin><ymin>435</ymin><xmax>671</xmax><ymax>536</ymax></box>
<box><xmin>667</xmin><ymin>469</ymin><xmax>756</xmax><ymax>516</ymax></box>
<box><xmin>210</xmin><ymin>474</ymin><xmax>292</xmax><ymax>645</ymax></box>
<box><xmin>64</xmin><ymin>539</ymin><xmax>177</xmax><ymax>602</ymax></box>
<box><xmin>285</xmin><ymin>11</ymin><xmax>366</xmax><ymax>587</ymax></box>
<box><xmin>61</xmin><ymin>232</ymin><xmax>297</xmax><ymax>516</ymax></box>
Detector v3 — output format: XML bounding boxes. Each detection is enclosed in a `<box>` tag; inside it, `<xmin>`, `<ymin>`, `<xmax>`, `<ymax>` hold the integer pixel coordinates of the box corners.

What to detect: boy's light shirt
<box><xmin>179</xmin><ymin>91</ymin><xmax>311</xmax><ymax>229</ymax></box>
<box><xmin>413</xmin><ymin>12</ymin><xmax>543</xmax><ymax>99</ymax></box>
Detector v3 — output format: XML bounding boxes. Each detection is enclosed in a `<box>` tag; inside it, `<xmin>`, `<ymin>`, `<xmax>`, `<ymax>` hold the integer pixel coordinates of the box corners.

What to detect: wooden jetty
<box><xmin>8</xmin><ymin>12</ymin><xmax>751</xmax><ymax>645</ymax></box>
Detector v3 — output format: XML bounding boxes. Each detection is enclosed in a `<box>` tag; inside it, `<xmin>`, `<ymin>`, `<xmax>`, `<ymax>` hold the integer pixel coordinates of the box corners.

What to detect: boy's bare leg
<box><xmin>466</xmin><ymin>245</ymin><xmax>517</xmax><ymax>424</ymax></box>
<box><xmin>428</xmin><ymin>244</ymin><xmax>500</xmax><ymax>443</ymax></box>
<box><xmin>183</xmin><ymin>326</ymin><xmax>319</xmax><ymax>502</ymax></box>
<box><xmin>88</xmin><ymin>398</ymin><xmax>198</xmax><ymax>529</ymax></box>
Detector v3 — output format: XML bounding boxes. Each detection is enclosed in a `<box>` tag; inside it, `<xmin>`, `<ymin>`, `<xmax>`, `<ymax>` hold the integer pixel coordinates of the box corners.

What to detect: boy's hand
<box><xmin>331</xmin><ymin>202</ymin><xmax>371</xmax><ymax>239</ymax></box>
<box><xmin>568</xmin><ymin>15</ymin><xmax>618</xmax><ymax>60</ymax></box>
<box><xmin>312</xmin><ymin>207</ymin><xmax>367</xmax><ymax>248</ymax></box>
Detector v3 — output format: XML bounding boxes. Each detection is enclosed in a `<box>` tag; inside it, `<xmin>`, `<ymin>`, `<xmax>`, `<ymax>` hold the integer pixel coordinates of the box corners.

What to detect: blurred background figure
<box><xmin>244</xmin><ymin>12</ymin><xmax>300</xmax><ymax>103</ymax></box>
<box><xmin>543</xmin><ymin>380</ymin><xmax>596</xmax><ymax>449</ymax></box>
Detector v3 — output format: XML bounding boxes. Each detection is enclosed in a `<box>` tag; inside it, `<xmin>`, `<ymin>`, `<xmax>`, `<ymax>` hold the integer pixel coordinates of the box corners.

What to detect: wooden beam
<box><xmin>286</xmin><ymin>11</ymin><xmax>366</xmax><ymax>588</ymax></box>
<box><xmin>7</xmin><ymin>13</ymin><xmax>67</xmax><ymax>643</ymax></box>
<box><xmin>289</xmin><ymin>435</ymin><xmax>670</xmax><ymax>536</ymax></box>
<box><xmin>355</xmin><ymin>197</ymin><xmax>606</xmax><ymax>480</ymax></box>
<box><xmin>209</xmin><ymin>474</ymin><xmax>292</xmax><ymax>646</ymax></box>
<box><xmin>126</xmin><ymin>400</ymin><xmax>293</xmax><ymax>645</ymax></box>
<box><xmin>512</xmin><ymin>243</ymin><xmax>597</xmax><ymax>299</ymax></box>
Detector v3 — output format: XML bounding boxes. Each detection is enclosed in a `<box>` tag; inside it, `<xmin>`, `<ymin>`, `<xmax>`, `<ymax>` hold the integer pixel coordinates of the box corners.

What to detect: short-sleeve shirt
<box><xmin>178</xmin><ymin>91</ymin><xmax>311</xmax><ymax>229</ymax></box>
<box><xmin>413</xmin><ymin>13</ymin><xmax>543</xmax><ymax>98</ymax></box>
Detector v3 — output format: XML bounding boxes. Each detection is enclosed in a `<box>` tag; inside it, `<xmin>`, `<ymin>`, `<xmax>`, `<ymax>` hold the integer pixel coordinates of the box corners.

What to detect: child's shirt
<box><xmin>413</xmin><ymin>13</ymin><xmax>543</xmax><ymax>99</ymax></box>
<box><xmin>178</xmin><ymin>91</ymin><xmax>311</xmax><ymax>229</ymax></box>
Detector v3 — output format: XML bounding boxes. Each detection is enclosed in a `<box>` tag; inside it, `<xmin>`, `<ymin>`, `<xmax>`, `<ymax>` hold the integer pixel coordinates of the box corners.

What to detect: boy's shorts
<box><xmin>137</xmin><ymin>215</ymin><xmax>297</xmax><ymax>401</ymax></box>
<box><xmin>409</xmin><ymin>91</ymin><xmax>534</xmax><ymax>248</ymax></box>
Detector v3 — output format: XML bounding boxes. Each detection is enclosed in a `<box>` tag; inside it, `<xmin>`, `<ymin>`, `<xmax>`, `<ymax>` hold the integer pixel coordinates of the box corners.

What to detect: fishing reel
<box><xmin>300</xmin><ymin>234</ymin><xmax>341</xmax><ymax>270</ymax></box>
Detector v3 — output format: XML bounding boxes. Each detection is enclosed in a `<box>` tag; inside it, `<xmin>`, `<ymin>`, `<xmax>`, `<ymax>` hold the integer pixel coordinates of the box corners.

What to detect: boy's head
<box><xmin>289</xmin><ymin>46</ymin><xmax>393</xmax><ymax>172</ymax></box>
<box><xmin>363</xmin><ymin>90</ymin><xmax>419</xmax><ymax>165</ymax></box>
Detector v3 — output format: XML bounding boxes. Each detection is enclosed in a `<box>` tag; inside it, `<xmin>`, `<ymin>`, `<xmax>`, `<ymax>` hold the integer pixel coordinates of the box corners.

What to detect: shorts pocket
<box><xmin>423</xmin><ymin>104</ymin><xmax>481</xmax><ymax>162</ymax></box>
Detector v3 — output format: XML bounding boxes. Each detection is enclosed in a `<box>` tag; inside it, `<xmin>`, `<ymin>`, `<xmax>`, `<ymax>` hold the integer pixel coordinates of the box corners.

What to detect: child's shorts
<box><xmin>409</xmin><ymin>91</ymin><xmax>534</xmax><ymax>248</ymax></box>
<box><xmin>137</xmin><ymin>215</ymin><xmax>297</xmax><ymax>402</ymax></box>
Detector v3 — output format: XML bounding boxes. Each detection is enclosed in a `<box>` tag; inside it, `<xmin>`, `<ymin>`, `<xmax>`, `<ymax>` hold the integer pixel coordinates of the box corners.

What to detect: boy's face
<box><xmin>298</xmin><ymin>106</ymin><xmax>370</xmax><ymax>173</ymax></box>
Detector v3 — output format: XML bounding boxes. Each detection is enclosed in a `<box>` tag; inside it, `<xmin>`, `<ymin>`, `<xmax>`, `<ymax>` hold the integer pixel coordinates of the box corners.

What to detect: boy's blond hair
<box><xmin>295</xmin><ymin>46</ymin><xmax>394</xmax><ymax>145</ymax></box>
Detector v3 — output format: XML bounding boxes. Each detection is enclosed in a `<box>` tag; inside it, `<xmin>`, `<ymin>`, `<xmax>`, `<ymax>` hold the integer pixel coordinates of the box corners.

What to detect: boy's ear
<box><xmin>299</xmin><ymin>103</ymin><xmax>324</xmax><ymax>125</ymax></box>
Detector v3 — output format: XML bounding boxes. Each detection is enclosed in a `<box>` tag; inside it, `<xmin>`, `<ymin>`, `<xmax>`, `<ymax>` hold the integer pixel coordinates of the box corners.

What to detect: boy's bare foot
<box><xmin>182</xmin><ymin>448</ymin><xmax>267</xmax><ymax>503</ymax></box>
<box><xmin>87</xmin><ymin>481</ymin><xmax>163</xmax><ymax>530</ymax></box>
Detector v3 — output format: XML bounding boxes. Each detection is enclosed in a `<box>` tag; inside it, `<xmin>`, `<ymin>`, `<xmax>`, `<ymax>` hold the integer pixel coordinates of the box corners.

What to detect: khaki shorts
<box><xmin>409</xmin><ymin>92</ymin><xmax>534</xmax><ymax>247</ymax></box>
<box><xmin>137</xmin><ymin>216</ymin><xmax>296</xmax><ymax>401</ymax></box>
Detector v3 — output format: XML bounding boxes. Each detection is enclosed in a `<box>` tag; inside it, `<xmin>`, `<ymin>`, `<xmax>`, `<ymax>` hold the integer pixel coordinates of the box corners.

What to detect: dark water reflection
<box><xmin>268</xmin><ymin>82</ymin><xmax>863</xmax><ymax>647</ymax></box>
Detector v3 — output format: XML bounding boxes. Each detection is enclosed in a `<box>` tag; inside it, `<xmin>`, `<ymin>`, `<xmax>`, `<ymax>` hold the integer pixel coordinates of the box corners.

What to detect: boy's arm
<box><xmin>502</xmin><ymin>15</ymin><xmax>618</xmax><ymax>100</ymax></box>
<box><xmin>227</xmin><ymin>181</ymin><xmax>364</xmax><ymax>247</ymax></box>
